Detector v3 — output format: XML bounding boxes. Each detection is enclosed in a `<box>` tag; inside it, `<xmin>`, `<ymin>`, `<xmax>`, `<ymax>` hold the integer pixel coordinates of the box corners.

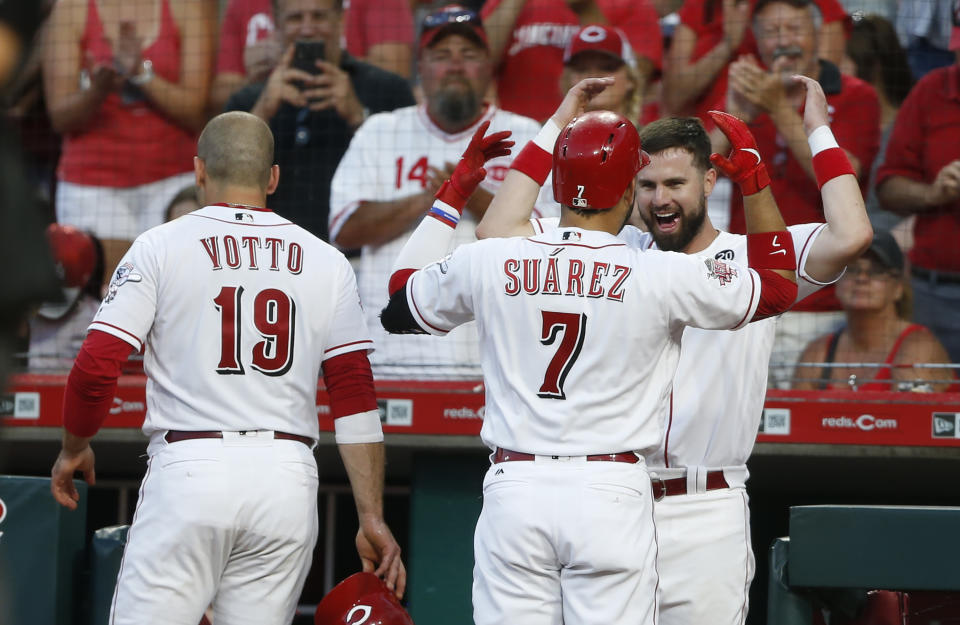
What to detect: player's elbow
<box><xmin>752</xmin><ymin>269</ymin><xmax>798</xmax><ymax>321</ymax></box>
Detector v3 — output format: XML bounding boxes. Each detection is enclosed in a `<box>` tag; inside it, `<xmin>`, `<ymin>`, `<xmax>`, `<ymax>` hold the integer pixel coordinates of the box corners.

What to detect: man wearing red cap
<box><xmin>875</xmin><ymin>12</ymin><xmax>960</xmax><ymax>362</ymax></box>
<box><xmin>328</xmin><ymin>5</ymin><xmax>549</xmax><ymax>379</ymax></box>
<box><xmin>559</xmin><ymin>24</ymin><xmax>643</xmax><ymax>123</ymax></box>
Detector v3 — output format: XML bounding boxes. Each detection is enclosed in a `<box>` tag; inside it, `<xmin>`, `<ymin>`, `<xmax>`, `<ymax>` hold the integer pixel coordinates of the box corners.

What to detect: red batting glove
<box><xmin>707</xmin><ymin>110</ymin><xmax>770</xmax><ymax>196</ymax></box>
<box><xmin>435</xmin><ymin>120</ymin><xmax>514</xmax><ymax>213</ymax></box>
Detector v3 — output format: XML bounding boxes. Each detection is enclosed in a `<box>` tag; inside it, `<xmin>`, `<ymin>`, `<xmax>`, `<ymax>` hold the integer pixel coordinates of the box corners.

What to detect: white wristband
<box><xmin>807</xmin><ymin>125</ymin><xmax>839</xmax><ymax>156</ymax></box>
<box><xmin>334</xmin><ymin>409</ymin><xmax>384</xmax><ymax>444</ymax></box>
<box><xmin>534</xmin><ymin>118</ymin><xmax>564</xmax><ymax>153</ymax></box>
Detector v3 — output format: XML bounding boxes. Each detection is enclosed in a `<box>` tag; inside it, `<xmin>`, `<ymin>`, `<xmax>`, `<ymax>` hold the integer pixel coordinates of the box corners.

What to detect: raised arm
<box><xmin>793</xmin><ymin>74</ymin><xmax>873</xmax><ymax>281</ymax></box>
<box><xmin>708</xmin><ymin>109</ymin><xmax>798</xmax><ymax>319</ymax></box>
<box><xmin>482</xmin><ymin>0</ymin><xmax>529</xmax><ymax>69</ymax></box>
<box><xmin>476</xmin><ymin>77</ymin><xmax>614</xmax><ymax>239</ymax></box>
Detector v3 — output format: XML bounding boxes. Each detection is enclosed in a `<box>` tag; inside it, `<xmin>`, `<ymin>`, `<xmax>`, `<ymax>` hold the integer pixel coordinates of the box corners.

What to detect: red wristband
<box><xmin>812</xmin><ymin>147</ymin><xmax>855</xmax><ymax>189</ymax></box>
<box><xmin>510</xmin><ymin>141</ymin><xmax>552</xmax><ymax>185</ymax></box>
<box><xmin>747</xmin><ymin>230</ymin><xmax>795</xmax><ymax>271</ymax></box>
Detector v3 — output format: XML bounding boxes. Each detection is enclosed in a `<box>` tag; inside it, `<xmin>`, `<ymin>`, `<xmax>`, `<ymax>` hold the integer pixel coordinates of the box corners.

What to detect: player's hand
<box><xmin>436</xmin><ymin>120</ymin><xmax>514</xmax><ymax>212</ymax></box>
<box><xmin>243</xmin><ymin>37</ymin><xmax>282</xmax><ymax>83</ymax></box>
<box><xmin>356</xmin><ymin>515</ymin><xmax>406</xmax><ymax>599</ymax></box>
<box><xmin>252</xmin><ymin>45</ymin><xmax>315</xmax><ymax>120</ymax></box>
<box><xmin>928</xmin><ymin>160</ymin><xmax>960</xmax><ymax>206</ymax></box>
<box><xmin>305</xmin><ymin>60</ymin><xmax>366</xmax><ymax>128</ymax></box>
<box><xmin>551</xmin><ymin>77</ymin><xmax>615</xmax><ymax>129</ymax></box>
<box><xmin>792</xmin><ymin>74</ymin><xmax>829</xmax><ymax>136</ymax></box>
<box><xmin>50</xmin><ymin>445</ymin><xmax>96</xmax><ymax>510</ymax></box>
<box><xmin>722</xmin><ymin>0</ymin><xmax>750</xmax><ymax>51</ymax></box>
<box><xmin>708</xmin><ymin>110</ymin><xmax>770</xmax><ymax>195</ymax></box>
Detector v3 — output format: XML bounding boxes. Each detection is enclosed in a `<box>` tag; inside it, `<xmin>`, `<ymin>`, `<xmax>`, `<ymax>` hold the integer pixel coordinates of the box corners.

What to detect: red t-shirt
<box><xmin>676</xmin><ymin>0</ymin><xmax>848</xmax><ymax>120</ymax></box>
<box><xmin>728</xmin><ymin>63</ymin><xmax>880</xmax><ymax>311</ymax></box>
<box><xmin>875</xmin><ymin>64</ymin><xmax>960</xmax><ymax>273</ymax></box>
<box><xmin>215</xmin><ymin>0</ymin><xmax>413</xmax><ymax>76</ymax></box>
<box><xmin>481</xmin><ymin>0</ymin><xmax>662</xmax><ymax>121</ymax></box>
<box><xmin>58</xmin><ymin>0</ymin><xmax>197</xmax><ymax>187</ymax></box>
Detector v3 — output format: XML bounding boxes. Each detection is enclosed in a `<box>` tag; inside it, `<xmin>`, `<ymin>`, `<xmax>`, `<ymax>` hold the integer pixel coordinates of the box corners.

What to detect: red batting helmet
<box><xmin>46</xmin><ymin>223</ymin><xmax>97</xmax><ymax>288</ymax></box>
<box><xmin>315</xmin><ymin>573</ymin><xmax>414</xmax><ymax>625</ymax></box>
<box><xmin>552</xmin><ymin>110</ymin><xmax>649</xmax><ymax>210</ymax></box>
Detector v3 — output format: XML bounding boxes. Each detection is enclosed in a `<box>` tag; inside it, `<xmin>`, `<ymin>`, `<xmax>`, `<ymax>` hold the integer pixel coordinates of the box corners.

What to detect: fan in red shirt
<box><xmin>481</xmin><ymin>0</ymin><xmax>661</xmax><ymax>122</ymax></box>
<box><xmin>713</xmin><ymin>0</ymin><xmax>880</xmax><ymax>384</ymax></box>
<box><xmin>875</xmin><ymin>28</ymin><xmax>960</xmax><ymax>362</ymax></box>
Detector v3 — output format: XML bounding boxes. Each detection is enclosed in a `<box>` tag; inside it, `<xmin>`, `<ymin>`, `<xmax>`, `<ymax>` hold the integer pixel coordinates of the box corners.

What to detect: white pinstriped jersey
<box><xmin>90</xmin><ymin>204</ymin><xmax>372</xmax><ymax>439</ymax></box>
<box><xmin>329</xmin><ymin>104</ymin><xmax>554</xmax><ymax>377</ymax></box>
<box><xmin>531</xmin><ymin>219</ymin><xmax>835</xmax><ymax>471</ymax></box>
<box><xmin>405</xmin><ymin>227</ymin><xmax>764</xmax><ymax>456</ymax></box>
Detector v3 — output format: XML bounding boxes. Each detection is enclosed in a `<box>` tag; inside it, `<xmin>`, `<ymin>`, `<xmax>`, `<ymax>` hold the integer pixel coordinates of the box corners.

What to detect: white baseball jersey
<box><xmin>405</xmin><ymin>227</ymin><xmax>765</xmax><ymax>456</ymax></box>
<box><xmin>531</xmin><ymin>219</ymin><xmax>835</xmax><ymax>473</ymax></box>
<box><xmin>90</xmin><ymin>203</ymin><xmax>372</xmax><ymax>439</ymax></box>
<box><xmin>329</xmin><ymin>104</ymin><xmax>554</xmax><ymax>378</ymax></box>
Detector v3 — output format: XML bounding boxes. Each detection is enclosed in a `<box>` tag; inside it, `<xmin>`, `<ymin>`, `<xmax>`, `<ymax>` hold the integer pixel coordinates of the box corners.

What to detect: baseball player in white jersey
<box><xmin>476</xmin><ymin>76</ymin><xmax>873</xmax><ymax>624</ymax></box>
<box><xmin>377</xmin><ymin>89</ymin><xmax>802</xmax><ymax>624</ymax></box>
<box><xmin>50</xmin><ymin>112</ymin><xmax>405</xmax><ymax>625</ymax></box>
<box><xmin>328</xmin><ymin>5</ymin><xmax>552</xmax><ymax>378</ymax></box>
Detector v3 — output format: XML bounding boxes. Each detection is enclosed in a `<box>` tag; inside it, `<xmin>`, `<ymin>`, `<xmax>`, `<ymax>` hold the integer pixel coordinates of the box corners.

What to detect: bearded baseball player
<box><xmin>476</xmin><ymin>76</ymin><xmax>873</xmax><ymax>624</ymax></box>
<box><xmin>328</xmin><ymin>5</ymin><xmax>552</xmax><ymax>379</ymax></box>
<box><xmin>378</xmin><ymin>82</ymin><xmax>801</xmax><ymax>624</ymax></box>
<box><xmin>49</xmin><ymin>112</ymin><xmax>405</xmax><ymax>625</ymax></box>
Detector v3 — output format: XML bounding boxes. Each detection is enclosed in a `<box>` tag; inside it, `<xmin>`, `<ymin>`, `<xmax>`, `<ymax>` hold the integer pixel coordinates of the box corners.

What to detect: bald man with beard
<box><xmin>51</xmin><ymin>111</ymin><xmax>405</xmax><ymax>625</ymax></box>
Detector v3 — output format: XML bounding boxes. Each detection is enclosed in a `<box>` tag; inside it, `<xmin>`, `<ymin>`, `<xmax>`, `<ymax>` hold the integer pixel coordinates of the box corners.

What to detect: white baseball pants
<box><xmin>472</xmin><ymin>458</ymin><xmax>659</xmax><ymax>625</ymax></box>
<box><xmin>110</xmin><ymin>434</ymin><xmax>319</xmax><ymax>625</ymax></box>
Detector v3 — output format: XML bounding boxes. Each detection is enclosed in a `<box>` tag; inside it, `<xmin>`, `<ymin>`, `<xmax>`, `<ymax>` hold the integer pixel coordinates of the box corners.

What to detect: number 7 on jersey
<box><xmin>537</xmin><ymin>311</ymin><xmax>587</xmax><ymax>400</ymax></box>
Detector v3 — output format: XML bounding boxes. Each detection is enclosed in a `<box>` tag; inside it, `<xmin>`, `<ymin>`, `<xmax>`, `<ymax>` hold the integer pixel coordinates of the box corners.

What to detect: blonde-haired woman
<box><xmin>793</xmin><ymin>230</ymin><xmax>956</xmax><ymax>391</ymax></box>
<box><xmin>559</xmin><ymin>25</ymin><xmax>643</xmax><ymax>126</ymax></box>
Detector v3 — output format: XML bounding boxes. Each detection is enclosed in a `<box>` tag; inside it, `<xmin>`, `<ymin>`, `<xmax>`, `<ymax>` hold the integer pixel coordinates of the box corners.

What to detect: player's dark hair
<box><xmin>639</xmin><ymin>118</ymin><xmax>712</xmax><ymax>172</ymax></box>
<box><xmin>846</xmin><ymin>15</ymin><xmax>913</xmax><ymax>107</ymax></box>
<box><xmin>272</xmin><ymin>0</ymin><xmax>343</xmax><ymax>19</ymax></box>
<box><xmin>197</xmin><ymin>112</ymin><xmax>275</xmax><ymax>190</ymax></box>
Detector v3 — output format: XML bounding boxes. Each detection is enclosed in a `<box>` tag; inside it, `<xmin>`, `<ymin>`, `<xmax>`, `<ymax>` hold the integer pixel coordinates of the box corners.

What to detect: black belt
<box><xmin>164</xmin><ymin>430</ymin><xmax>314</xmax><ymax>448</ymax></box>
<box><xmin>912</xmin><ymin>266</ymin><xmax>960</xmax><ymax>285</ymax></box>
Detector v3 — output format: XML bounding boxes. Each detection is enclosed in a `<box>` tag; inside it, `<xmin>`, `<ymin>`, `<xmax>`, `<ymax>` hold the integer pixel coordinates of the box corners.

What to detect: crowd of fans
<box><xmin>6</xmin><ymin>0</ymin><xmax>960</xmax><ymax>390</ymax></box>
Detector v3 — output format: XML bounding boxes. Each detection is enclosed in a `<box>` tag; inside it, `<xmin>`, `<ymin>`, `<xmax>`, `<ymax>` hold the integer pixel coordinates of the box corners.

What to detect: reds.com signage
<box><xmin>3</xmin><ymin>375</ymin><xmax>960</xmax><ymax>447</ymax></box>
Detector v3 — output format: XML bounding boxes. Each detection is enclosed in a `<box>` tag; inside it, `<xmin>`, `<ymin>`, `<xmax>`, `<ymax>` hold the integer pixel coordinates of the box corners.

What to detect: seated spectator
<box><xmin>480</xmin><ymin>0</ymin><xmax>660</xmax><ymax>122</ymax></box>
<box><xmin>43</xmin><ymin>0</ymin><xmax>215</xmax><ymax>287</ymax></box>
<box><xmin>226</xmin><ymin>0</ymin><xmax>414</xmax><ymax>242</ymax></box>
<box><xmin>661</xmin><ymin>0</ymin><xmax>848</xmax><ymax>120</ymax></box>
<box><xmin>793</xmin><ymin>230</ymin><xmax>956</xmax><ymax>391</ymax></box>
<box><xmin>329</xmin><ymin>5</ymin><xmax>549</xmax><ymax>378</ymax></box>
<box><xmin>841</xmin><ymin>13</ymin><xmax>913</xmax><ymax>235</ymax></box>
<box><xmin>29</xmin><ymin>224</ymin><xmax>103</xmax><ymax>371</ymax></box>
<box><xmin>715</xmin><ymin>0</ymin><xmax>880</xmax><ymax>384</ymax></box>
<box><xmin>875</xmin><ymin>25</ymin><xmax>960</xmax><ymax>362</ymax></box>
<box><xmin>164</xmin><ymin>184</ymin><xmax>201</xmax><ymax>221</ymax></box>
<box><xmin>209</xmin><ymin>0</ymin><xmax>415</xmax><ymax>112</ymax></box>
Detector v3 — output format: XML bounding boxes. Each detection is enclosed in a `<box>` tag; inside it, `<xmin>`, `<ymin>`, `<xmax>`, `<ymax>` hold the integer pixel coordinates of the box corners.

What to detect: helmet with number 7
<box><xmin>315</xmin><ymin>572</ymin><xmax>414</xmax><ymax>625</ymax></box>
<box><xmin>552</xmin><ymin>110</ymin><xmax>650</xmax><ymax>210</ymax></box>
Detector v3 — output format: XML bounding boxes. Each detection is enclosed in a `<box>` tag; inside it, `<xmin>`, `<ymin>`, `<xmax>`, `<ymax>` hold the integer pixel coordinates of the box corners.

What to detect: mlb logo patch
<box><xmin>235</xmin><ymin>212</ymin><xmax>254</xmax><ymax>222</ymax></box>
<box><xmin>562</xmin><ymin>231</ymin><xmax>582</xmax><ymax>241</ymax></box>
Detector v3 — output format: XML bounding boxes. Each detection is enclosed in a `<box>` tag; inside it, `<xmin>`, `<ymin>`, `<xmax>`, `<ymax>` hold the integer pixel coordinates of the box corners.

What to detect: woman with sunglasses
<box><xmin>792</xmin><ymin>230</ymin><xmax>956</xmax><ymax>391</ymax></box>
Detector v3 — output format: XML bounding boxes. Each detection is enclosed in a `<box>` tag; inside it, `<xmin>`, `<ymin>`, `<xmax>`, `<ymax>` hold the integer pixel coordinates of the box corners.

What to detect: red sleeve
<box><xmin>677</xmin><ymin>0</ymin><xmax>705</xmax><ymax>30</ymax></box>
<box><xmin>620</xmin><ymin>0</ymin><xmax>663</xmax><ymax>68</ymax></box>
<box><xmin>216</xmin><ymin>0</ymin><xmax>245</xmax><ymax>75</ymax></box>
<box><xmin>345</xmin><ymin>0</ymin><xmax>414</xmax><ymax>56</ymax></box>
<box><xmin>832</xmin><ymin>79</ymin><xmax>881</xmax><ymax>181</ymax></box>
<box><xmin>753</xmin><ymin>269</ymin><xmax>798</xmax><ymax>320</ymax></box>
<box><xmin>63</xmin><ymin>330</ymin><xmax>135</xmax><ymax>438</ymax></box>
<box><xmin>813</xmin><ymin>0</ymin><xmax>849</xmax><ymax>24</ymax></box>
<box><xmin>875</xmin><ymin>76</ymin><xmax>928</xmax><ymax>185</ymax></box>
<box><xmin>322</xmin><ymin>350</ymin><xmax>378</xmax><ymax>420</ymax></box>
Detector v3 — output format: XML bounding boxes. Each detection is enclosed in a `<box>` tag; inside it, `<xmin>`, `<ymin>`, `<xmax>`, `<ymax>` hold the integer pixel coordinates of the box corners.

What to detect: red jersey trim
<box><xmin>89</xmin><ymin>321</ymin><xmax>143</xmax><ymax>352</ymax></box>
<box><xmin>526</xmin><ymin>238</ymin><xmax>626</xmax><ymax>250</ymax></box>
<box><xmin>210</xmin><ymin>203</ymin><xmax>273</xmax><ymax>212</ymax></box>
<box><xmin>324</xmin><ymin>339</ymin><xmax>374</xmax><ymax>354</ymax></box>
<box><xmin>408</xmin><ymin>274</ymin><xmax>450</xmax><ymax>335</ymax></box>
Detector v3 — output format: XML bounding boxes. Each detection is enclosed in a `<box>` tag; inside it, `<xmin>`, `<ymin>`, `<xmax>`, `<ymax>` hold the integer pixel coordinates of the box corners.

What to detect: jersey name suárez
<box><xmin>90</xmin><ymin>204</ymin><xmax>372</xmax><ymax>440</ymax></box>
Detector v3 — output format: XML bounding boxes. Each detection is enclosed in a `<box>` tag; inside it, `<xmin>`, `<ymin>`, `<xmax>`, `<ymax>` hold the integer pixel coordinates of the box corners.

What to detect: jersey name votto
<box><xmin>503</xmin><ymin>256</ymin><xmax>631</xmax><ymax>302</ymax></box>
<box><xmin>199</xmin><ymin>235</ymin><xmax>304</xmax><ymax>274</ymax></box>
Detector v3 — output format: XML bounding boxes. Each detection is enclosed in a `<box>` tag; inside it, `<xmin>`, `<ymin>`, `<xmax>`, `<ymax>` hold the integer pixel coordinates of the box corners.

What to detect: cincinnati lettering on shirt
<box><xmin>503</xmin><ymin>256</ymin><xmax>631</xmax><ymax>301</ymax></box>
<box><xmin>200</xmin><ymin>235</ymin><xmax>303</xmax><ymax>274</ymax></box>
<box><xmin>507</xmin><ymin>23</ymin><xmax>581</xmax><ymax>56</ymax></box>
